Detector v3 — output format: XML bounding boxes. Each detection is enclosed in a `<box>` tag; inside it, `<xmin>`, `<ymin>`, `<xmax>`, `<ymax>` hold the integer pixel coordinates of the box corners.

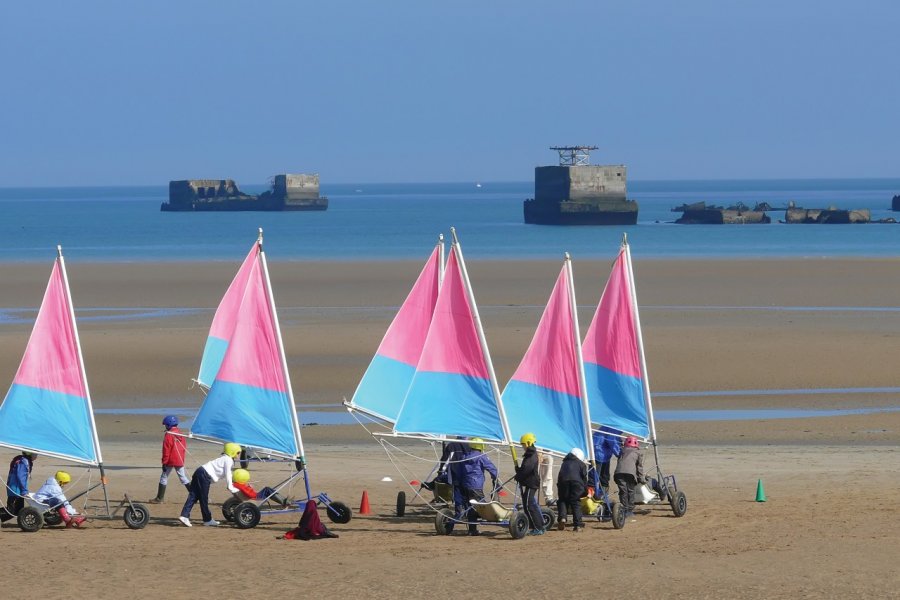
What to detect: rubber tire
<box><xmin>235</xmin><ymin>502</ymin><xmax>261</xmax><ymax>529</ymax></box>
<box><xmin>670</xmin><ymin>490</ymin><xmax>687</xmax><ymax>517</ymax></box>
<box><xmin>325</xmin><ymin>501</ymin><xmax>352</xmax><ymax>524</ymax></box>
<box><xmin>396</xmin><ymin>491</ymin><xmax>406</xmax><ymax>517</ymax></box>
<box><xmin>44</xmin><ymin>511</ymin><xmax>63</xmax><ymax>527</ymax></box>
<box><xmin>222</xmin><ymin>496</ymin><xmax>241</xmax><ymax>522</ymax></box>
<box><xmin>508</xmin><ymin>511</ymin><xmax>529</xmax><ymax>539</ymax></box>
<box><xmin>611</xmin><ymin>502</ymin><xmax>626</xmax><ymax>530</ymax></box>
<box><xmin>539</xmin><ymin>507</ymin><xmax>556</xmax><ymax>530</ymax></box>
<box><xmin>434</xmin><ymin>508</ymin><xmax>454</xmax><ymax>535</ymax></box>
<box><xmin>18</xmin><ymin>507</ymin><xmax>44</xmax><ymax>532</ymax></box>
<box><xmin>124</xmin><ymin>503</ymin><xmax>150</xmax><ymax>529</ymax></box>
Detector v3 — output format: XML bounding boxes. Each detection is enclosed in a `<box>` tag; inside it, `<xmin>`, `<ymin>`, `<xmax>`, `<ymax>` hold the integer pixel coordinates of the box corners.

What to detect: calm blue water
<box><xmin>0</xmin><ymin>179</ymin><xmax>898</xmax><ymax>261</ymax></box>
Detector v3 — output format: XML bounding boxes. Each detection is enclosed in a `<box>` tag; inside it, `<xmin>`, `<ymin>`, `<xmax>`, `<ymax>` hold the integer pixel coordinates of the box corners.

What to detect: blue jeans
<box><xmin>181</xmin><ymin>468</ymin><xmax>212</xmax><ymax>522</ymax></box>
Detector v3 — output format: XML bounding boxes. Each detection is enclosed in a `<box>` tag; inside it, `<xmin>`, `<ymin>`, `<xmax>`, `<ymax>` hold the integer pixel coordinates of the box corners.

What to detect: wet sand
<box><xmin>1</xmin><ymin>258</ymin><xmax>899</xmax><ymax>598</ymax></box>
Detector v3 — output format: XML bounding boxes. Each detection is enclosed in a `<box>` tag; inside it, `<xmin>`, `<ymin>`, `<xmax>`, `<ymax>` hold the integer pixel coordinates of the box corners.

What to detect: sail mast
<box><xmin>449</xmin><ymin>228</ymin><xmax>517</xmax><ymax>464</ymax></box>
<box><xmin>438</xmin><ymin>233</ymin><xmax>445</xmax><ymax>286</ymax></box>
<box><xmin>57</xmin><ymin>245</ymin><xmax>110</xmax><ymax>513</ymax></box>
<box><xmin>565</xmin><ymin>253</ymin><xmax>596</xmax><ymax>467</ymax></box>
<box><xmin>257</xmin><ymin>229</ymin><xmax>305</xmax><ymax>462</ymax></box>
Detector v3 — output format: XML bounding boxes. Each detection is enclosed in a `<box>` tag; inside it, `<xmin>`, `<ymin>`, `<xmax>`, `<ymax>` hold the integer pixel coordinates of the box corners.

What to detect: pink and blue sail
<box><xmin>503</xmin><ymin>261</ymin><xmax>591</xmax><ymax>457</ymax></box>
<box><xmin>349</xmin><ymin>243</ymin><xmax>441</xmax><ymax>423</ymax></box>
<box><xmin>191</xmin><ymin>245</ymin><xmax>300</xmax><ymax>458</ymax></box>
<box><xmin>394</xmin><ymin>247</ymin><xmax>505</xmax><ymax>441</ymax></box>
<box><xmin>0</xmin><ymin>255</ymin><xmax>99</xmax><ymax>465</ymax></box>
<box><xmin>582</xmin><ymin>244</ymin><xmax>650</xmax><ymax>440</ymax></box>
<box><xmin>196</xmin><ymin>241</ymin><xmax>259</xmax><ymax>389</ymax></box>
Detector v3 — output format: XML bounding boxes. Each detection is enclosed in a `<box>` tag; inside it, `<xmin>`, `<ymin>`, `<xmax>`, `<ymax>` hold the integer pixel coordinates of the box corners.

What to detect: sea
<box><xmin>0</xmin><ymin>178</ymin><xmax>898</xmax><ymax>262</ymax></box>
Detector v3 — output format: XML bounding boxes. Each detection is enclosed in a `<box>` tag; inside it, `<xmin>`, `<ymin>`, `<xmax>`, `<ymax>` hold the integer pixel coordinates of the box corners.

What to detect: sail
<box><xmin>582</xmin><ymin>244</ymin><xmax>651</xmax><ymax>440</ymax></box>
<box><xmin>0</xmin><ymin>257</ymin><xmax>99</xmax><ymax>465</ymax></box>
<box><xmin>196</xmin><ymin>241</ymin><xmax>259</xmax><ymax>388</ymax></box>
<box><xmin>191</xmin><ymin>247</ymin><xmax>300</xmax><ymax>458</ymax></box>
<box><xmin>394</xmin><ymin>246</ymin><xmax>506</xmax><ymax>441</ymax></box>
<box><xmin>503</xmin><ymin>262</ymin><xmax>591</xmax><ymax>457</ymax></box>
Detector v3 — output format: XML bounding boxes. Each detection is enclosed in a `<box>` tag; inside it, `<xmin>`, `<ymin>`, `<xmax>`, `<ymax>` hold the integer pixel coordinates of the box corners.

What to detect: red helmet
<box><xmin>624</xmin><ymin>436</ymin><xmax>639</xmax><ymax>448</ymax></box>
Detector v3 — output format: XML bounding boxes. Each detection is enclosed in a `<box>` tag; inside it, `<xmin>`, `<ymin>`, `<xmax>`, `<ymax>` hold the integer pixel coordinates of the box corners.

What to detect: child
<box><xmin>179</xmin><ymin>442</ymin><xmax>241</xmax><ymax>527</ymax></box>
<box><xmin>2</xmin><ymin>450</ymin><xmax>36</xmax><ymax>522</ymax></box>
<box><xmin>150</xmin><ymin>415</ymin><xmax>189</xmax><ymax>504</ymax></box>
<box><xmin>231</xmin><ymin>468</ymin><xmax>291</xmax><ymax>508</ymax></box>
<box><xmin>613</xmin><ymin>436</ymin><xmax>645</xmax><ymax>518</ymax></box>
<box><xmin>513</xmin><ymin>432</ymin><xmax>545</xmax><ymax>536</ymax></box>
<box><xmin>448</xmin><ymin>438</ymin><xmax>498</xmax><ymax>536</ymax></box>
<box><xmin>556</xmin><ymin>447</ymin><xmax>587</xmax><ymax>532</ymax></box>
<box><xmin>33</xmin><ymin>471</ymin><xmax>87</xmax><ymax>528</ymax></box>
<box><xmin>591</xmin><ymin>430</ymin><xmax>622</xmax><ymax>492</ymax></box>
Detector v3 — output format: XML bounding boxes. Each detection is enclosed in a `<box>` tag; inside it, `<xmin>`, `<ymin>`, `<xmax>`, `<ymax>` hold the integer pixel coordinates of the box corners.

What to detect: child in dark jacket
<box><xmin>150</xmin><ymin>415</ymin><xmax>189</xmax><ymax>504</ymax></box>
<box><xmin>556</xmin><ymin>448</ymin><xmax>588</xmax><ymax>532</ymax></box>
<box><xmin>614</xmin><ymin>436</ymin><xmax>645</xmax><ymax>517</ymax></box>
<box><xmin>448</xmin><ymin>438</ymin><xmax>498</xmax><ymax>536</ymax></box>
<box><xmin>2</xmin><ymin>450</ymin><xmax>36</xmax><ymax>521</ymax></box>
<box><xmin>514</xmin><ymin>433</ymin><xmax>545</xmax><ymax>535</ymax></box>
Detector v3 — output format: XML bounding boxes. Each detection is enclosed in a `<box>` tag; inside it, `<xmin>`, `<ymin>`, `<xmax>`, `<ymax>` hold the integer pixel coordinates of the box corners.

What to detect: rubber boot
<box><xmin>58</xmin><ymin>506</ymin><xmax>86</xmax><ymax>528</ymax></box>
<box><xmin>149</xmin><ymin>483</ymin><xmax>166</xmax><ymax>504</ymax></box>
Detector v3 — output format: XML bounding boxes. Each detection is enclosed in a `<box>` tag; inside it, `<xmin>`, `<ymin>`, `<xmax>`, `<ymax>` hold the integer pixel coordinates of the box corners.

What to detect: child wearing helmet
<box><xmin>32</xmin><ymin>471</ymin><xmax>87</xmax><ymax>528</ymax></box>
<box><xmin>556</xmin><ymin>447</ymin><xmax>588</xmax><ymax>532</ymax></box>
<box><xmin>231</xmin><ymin>469</ymin><xmax>291</xmax><ymax>508</ymax></box>
<box><xmin>514</xmin><ymin>432</ymin><xmax>545</xmax><ymax>536</ymax></box>
<box><xmin>179</xmin><ymin>442</ymin><xmax>242</xmax><ymax>527</ymax></box>
<box><xmin>1</xmin><ymin>450</ymin><xmax>37</xmax><ymax>522</ymax></box>
<box><xmin>447</xmin><ymin>438</ymin><xmax>498</xmax><ymax>536</ymax></box>
<box><xmin>150</xmin><ymin>415</ymin><xmax>189</xmax><ymax>504</ymax></box>
<box><xmin>613</xmin><ymin>436</ymin><xmax>645</xmax><ymax>518</ymax></box>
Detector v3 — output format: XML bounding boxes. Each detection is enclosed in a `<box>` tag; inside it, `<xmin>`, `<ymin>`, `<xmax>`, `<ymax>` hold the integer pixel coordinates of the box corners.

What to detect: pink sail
<box><xmin>376</xmin><ymin>245</ymin><xmax>441</xmax><ymax>366</ymax></box>
<box><xmin>214</xmin><ymin>255</ymin><xmax>287</xmax><ymax>393</ymax></box>
<box><xmin>582</xmin><ymin>248</ymin><xmax>641</xmax><ymax>379</ymax></box>
<box><xmin>416</xmin><ymin>250</ymin><xmax>488</xmax><ymax>379</ymax></box>
<box><xmin>14</xmin><ymin>260</ymin><xmax>86</xmax><ymax>399</ymax></box>
<box><xmin>508</xmin><ymin>264</ymin><xmax>580</xmax><ymax>397</ymax></box>
<box><xmin>210</xmin><ymin>242</ymin><xmax>259</xmax><ymax>340</ymax></box>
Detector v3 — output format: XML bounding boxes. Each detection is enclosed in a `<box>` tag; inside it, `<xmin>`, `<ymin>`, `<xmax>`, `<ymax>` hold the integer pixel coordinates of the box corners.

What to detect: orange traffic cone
<box><xmin>359</xmin><ymin>490</ymin><xmax>371</xmax><ymax>515</ymax></box>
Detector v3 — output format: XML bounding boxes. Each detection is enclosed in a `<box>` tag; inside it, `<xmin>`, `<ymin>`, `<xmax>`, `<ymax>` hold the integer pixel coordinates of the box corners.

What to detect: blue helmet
<box><xmin>162</xmin><ymin>415</ymin><xmax>179</xmax><ymax>429</ymax></box>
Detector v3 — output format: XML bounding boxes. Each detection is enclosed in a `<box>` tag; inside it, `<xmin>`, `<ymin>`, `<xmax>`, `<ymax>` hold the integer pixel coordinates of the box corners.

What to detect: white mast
<box><xmin>438</xmin><ymin>233</ymin><xmax>445</xmax><ymax>286</ymax></box>
<box><xmin>257</xmin><ymin>229</ymin><xmax>306</xmax><ymax>462</ymax></box>
<box><xmin>565</xmin><ymin>253</ymin><xmax>596</xmax><ymax>467</ymax></box>
<box><xmin>58</xmin><ymin>245</ymin><xmax>110</xmax><ymax>513</ymax></box>
<box><xmin>449</xmin><ymin>228</ymin><xmax>517</xmax><ymax>463</ymax></box>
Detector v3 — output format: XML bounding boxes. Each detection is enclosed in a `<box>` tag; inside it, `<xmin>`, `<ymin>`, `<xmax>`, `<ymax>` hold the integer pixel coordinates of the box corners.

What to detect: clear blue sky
<box><xmin>1</xmin><ymin>1</ymin><xmax>898</xmax><ymax>186</ymax></box>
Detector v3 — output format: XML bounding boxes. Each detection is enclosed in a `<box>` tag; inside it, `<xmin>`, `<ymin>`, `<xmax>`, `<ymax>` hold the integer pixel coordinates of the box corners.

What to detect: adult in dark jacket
<box><xmin>592</xmin><ymin>431</ymin><xmax>622</xmax><ymax>491</ymax></box>
<box><xmin>449</xmin><ymin>438</ymin><xmax>498</xmax><ymax>535</ymax></box>
<box><xmin>2</xmin><ymin>450</ymin><xmax>36</xmax><ymax>522</ymax></box>
<box><xmin>614</xmin><ymin>436</ymin><xmax>645</xmax><ymax>517</ymax></box>
<box><xmin>514</xmin><ymin>432</ymin><xmax>545</xmax><ymax>535</ymax></box>
<box><xmin>556</xmin><ymin>448</ymin><xmax>588</xmax><ymax>531</ymax></box>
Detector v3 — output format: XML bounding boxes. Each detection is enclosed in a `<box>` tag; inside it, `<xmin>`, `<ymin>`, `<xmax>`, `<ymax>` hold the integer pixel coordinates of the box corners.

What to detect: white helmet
<box><xmin>571</xmin><ymin>448</ymin><xmax>585</xmax><ymax>461</ymax></box>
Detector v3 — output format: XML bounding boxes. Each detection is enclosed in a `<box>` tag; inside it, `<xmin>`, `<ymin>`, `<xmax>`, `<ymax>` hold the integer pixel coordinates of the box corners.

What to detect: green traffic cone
<box><xmin>755</xmin><ymin>479</ymin><xmax>766</xmax><ymax>502</ymax></box>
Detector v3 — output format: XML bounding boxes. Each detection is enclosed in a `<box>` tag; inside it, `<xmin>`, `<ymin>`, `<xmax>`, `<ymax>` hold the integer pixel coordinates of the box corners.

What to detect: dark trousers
<box><xmin>1</xmin><ymin>496</ymin><xmax>24</xmax><ymax>521</ymax></box>
<box><xmin>521</xmin><ymin>486</ymin><xmax>543</xmax><ymax>531</ymax></box>
<box><xmin>181</xmin><ymin>467</ymin><xmax>213</xmax><ymax>522</ymax></box>
<box><xmin>614</xmin><ymin>473</ymin><xmax>636</xmax><ymax>514</ymax></box>
<box><xmin>598</xmin><ymin>461</ymin><xmax>612</xmax><ymax>489</ymax></box>
<box><xmin>458</xmin><ymin>487</ymin><xmax>484</xmax><ymax>532</ymax></box>
<box><xmin>556</xmin><ymin>481</ymin><xmax>585</xmax><ymax>528</ymax></box>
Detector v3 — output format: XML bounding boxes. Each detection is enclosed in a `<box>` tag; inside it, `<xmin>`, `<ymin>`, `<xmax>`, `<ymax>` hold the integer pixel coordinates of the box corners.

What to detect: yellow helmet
<box><xmin>55</xmin><ymin>471</ymin><xmax>71</xmax><ymax>485</ymax></box>
<box><xmin>520</xmin><ymin>432</ymin><xmax>536</xmax><ymax>447</ymax></box>
<box><xmin>469</xmin><ymin>437</ymin><xmax>485</xmax><ymax>451</ymax></box>
<box><xmin>232</xmin><ymin>468</ymin><xmax>251</xmax><ymax>484</ymax></box>
<box><xmin>223</xmin><ymin>443</ymin><xmax>242</xmax><ymax>459</ymax></box>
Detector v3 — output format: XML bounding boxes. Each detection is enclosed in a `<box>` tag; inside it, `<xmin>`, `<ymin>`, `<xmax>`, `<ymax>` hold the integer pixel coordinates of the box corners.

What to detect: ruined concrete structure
<box><xmin>784</xmin><ymin>206</ymin><xmax>870</xmax><ymax>224</ymax></box>
<box><xmin>892</xmin><ymin>194</ymin><xmax>899</xmax><ymax>211</ymax></box>
<box><xmin>523</xmin><ymin>146</ymin><xmax>638</xmax><ymax>225</ymax></box>
<box><xmin>161</xmin><ymin>174</ymin><xmax>328</xmax><ymax>212</ymax></box>
<box><xmin>673</xmin><ymin>201</ymin><xmax>771</xmax><ymax>224</ymax></box>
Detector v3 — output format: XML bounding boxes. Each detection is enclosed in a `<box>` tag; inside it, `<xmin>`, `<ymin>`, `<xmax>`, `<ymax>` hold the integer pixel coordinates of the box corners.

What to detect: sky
<box><xmin>1</xmin><ymin>1</ymin><xmax>898</xmax><ymax>186</ymax></box>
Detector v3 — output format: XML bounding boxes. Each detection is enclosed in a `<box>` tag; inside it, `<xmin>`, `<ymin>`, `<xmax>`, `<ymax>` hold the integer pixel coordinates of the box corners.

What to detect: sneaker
<box><xmin>557</xmin><ymin>520</ymin><xmax>566</xmax><ymax>531</ymax></box>
<box><xmin>573</xmin><ymin>526</ymin><xmax>583</xmax><ymax>533</ymax></box>
<box><xmin>528</xmin><ymin>528</ymin><xmax>545</xmax><ymax>536</ymax></box>
<box><xmin>178</xmin><ymin>516</ymin><xmax>192</xmax><ymax>527</ymax></box>
<box><xmin>203</xmin><ymin>519</ymin><xmax>219</xmax><ymax>527</ymax></box>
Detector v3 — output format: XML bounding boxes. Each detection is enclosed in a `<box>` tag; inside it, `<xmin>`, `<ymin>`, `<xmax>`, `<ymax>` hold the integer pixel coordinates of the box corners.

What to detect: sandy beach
<box><xmin>1</xmin><ymin>257</ymin><xmax>899</xmax><ymax>598</ymax></box>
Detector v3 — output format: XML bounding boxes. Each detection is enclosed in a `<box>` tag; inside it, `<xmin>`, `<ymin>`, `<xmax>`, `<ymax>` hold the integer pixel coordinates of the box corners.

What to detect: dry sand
<box><xmin>1</xmin><ymin>258</ymin><xmax>899</xmax><ymax>598</ymax></box>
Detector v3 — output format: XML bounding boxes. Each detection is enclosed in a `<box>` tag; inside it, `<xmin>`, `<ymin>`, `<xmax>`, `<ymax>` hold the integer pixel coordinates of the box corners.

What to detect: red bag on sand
<box><xmin>281</xmin><ymin>500</ymin><xmax>338</xmax><ymax>540</ymax></box>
